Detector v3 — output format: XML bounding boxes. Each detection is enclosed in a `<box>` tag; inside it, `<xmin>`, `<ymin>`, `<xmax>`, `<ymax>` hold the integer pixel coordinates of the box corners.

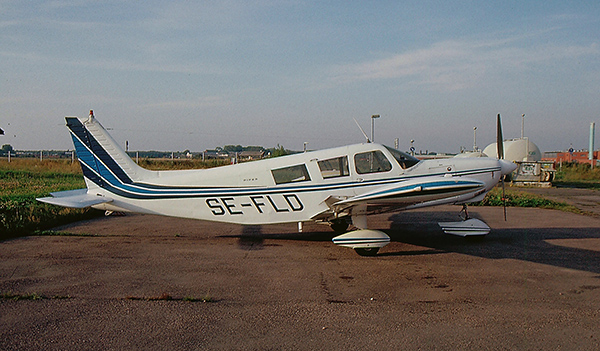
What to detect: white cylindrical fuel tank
<box><xmin>482</xmin><ymin>138</ymin><xmax>541</xmax><ymax>162</ymax></box>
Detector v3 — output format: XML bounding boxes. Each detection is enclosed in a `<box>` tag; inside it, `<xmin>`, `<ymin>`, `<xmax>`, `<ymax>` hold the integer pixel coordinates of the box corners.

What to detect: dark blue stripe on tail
<box><xmin>66</xmin><ymin>117</ymin><xmax>133</xmax><ymax>184</ymax></box>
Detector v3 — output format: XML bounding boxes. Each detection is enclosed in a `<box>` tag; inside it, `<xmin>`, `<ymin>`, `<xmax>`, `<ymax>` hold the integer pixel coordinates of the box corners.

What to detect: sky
<box><xmin>1</xmin><ymin>1</ymin><xmax>599</xmax><ymax>154</ymax></box>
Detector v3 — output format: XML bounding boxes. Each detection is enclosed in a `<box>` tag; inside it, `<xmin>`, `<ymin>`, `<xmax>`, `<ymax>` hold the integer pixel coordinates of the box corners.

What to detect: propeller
<box><xmin>497</xmin><ymin>114</ymin><xmax>504</xmax><ymax>160</ymax></box>
<box><xmin>497</xmin><ymin>113</ymin><xmax>507</xmax><ymax>221</ymax></box>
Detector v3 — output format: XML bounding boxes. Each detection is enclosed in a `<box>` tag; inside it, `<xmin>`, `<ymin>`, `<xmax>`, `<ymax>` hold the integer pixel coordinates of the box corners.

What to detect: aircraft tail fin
<box><xmin>66</xmin><ymin>111</ymin><xmax>154</xmax><ymax>186</ymax></box>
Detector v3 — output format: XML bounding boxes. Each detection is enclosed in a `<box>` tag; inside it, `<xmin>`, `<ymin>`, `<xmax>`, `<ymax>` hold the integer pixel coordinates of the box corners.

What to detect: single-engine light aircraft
<box><xmin>38</xmin><ymin>111</ymin><xmax>516</xmax><ymax>256</ymax></box>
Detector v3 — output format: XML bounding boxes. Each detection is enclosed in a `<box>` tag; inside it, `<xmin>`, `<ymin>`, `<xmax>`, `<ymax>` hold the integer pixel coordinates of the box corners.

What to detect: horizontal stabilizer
<box><xmin>37</xmin><ymin>189</ymin><xmax>112</xmax><ymax>208</ymax></box>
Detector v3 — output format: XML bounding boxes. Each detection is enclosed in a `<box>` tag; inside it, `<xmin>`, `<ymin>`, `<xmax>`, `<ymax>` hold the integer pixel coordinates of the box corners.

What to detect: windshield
<box><xmin>384</xmin><ymin>146</ymin><xmax>420</xmax><ymax>169</ymax></box>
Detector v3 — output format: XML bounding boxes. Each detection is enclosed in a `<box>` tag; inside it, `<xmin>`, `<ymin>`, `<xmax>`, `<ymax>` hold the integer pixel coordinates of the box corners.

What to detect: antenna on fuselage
<box><xmin>353</xmin><ymin>118</ymin><xmax>371</xmax><ymax>143</ymax></box>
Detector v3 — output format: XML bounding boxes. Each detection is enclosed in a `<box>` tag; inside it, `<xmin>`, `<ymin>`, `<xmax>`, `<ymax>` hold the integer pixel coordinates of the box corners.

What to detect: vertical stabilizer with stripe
<box><xmin>66</xmin><ymin>115</ymin><xmax>155</xmax><ymax>188</ymax></box>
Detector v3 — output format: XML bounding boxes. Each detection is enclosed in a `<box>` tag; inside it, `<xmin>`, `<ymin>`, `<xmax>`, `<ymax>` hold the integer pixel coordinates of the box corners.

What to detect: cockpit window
<box><xmin>384</xmin><ymin>146</ymin><xmax>420</xmax><ymax>169</ymax></box>
<box><xmin>354</xmin><ymin>150</ymin><xmax>392</xmax><ymax>174</ymax></box>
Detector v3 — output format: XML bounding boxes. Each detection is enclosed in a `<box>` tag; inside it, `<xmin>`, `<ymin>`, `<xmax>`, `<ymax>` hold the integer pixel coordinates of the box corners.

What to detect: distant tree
<box><xmin>224</xmin><ymin>145</ymin><xmax>243</xmax><ymax>153</ymax></box>
<box><xmin>243</xmin><ymin>146</ymin><xmax>265</xmax><ymax>152</ymax></box>
<box><xmin>270</xmin><ymin>144</ymin><xmax>288</xmax><ymax>158</ymax></box>
<box><xmin>1</xmin><ymin>144</ymin><xmax>13</xmax><ymax>153</ymax></box>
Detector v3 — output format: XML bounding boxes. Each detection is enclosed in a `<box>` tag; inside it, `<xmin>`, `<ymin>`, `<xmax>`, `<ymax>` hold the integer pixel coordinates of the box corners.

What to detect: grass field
<box><xmin>554</xmin><ymin>162</ymin><xmax>600</xmax><ymax>190</ymax></box>
<box><xmin>0</xmin><ymin>158</ymin><xmax>231</xmax><ymax>240</ymax></box>
<box><xmin>1</xmin><ymin>157</ymin><xmax>597</xmax><ymax>240</ymax></box>
<box><xmin>470</xmin><ymin>187</ymin><xmax>582</xmax><ymax>214</ymax></box>
<box><xmin>0</xmin><ymin>159</ymin><xmax>96</xmax><ymax>239</ymax></box>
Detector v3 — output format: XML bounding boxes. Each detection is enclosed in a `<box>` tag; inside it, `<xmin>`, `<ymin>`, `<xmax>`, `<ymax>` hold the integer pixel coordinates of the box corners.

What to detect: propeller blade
<box><xmin>497</xmin><ymin>114</ymin><xmax>508</xmax><ymax>220</ymax></box>
<box><xmin>496</xmin><ymin>114</ymin><xmax>504</xmax><ymax>160</ymax></box>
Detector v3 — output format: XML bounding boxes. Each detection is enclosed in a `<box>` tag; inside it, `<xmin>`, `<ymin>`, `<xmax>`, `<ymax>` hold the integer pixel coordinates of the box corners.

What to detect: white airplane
<box><xmin>38</xmin><ymin>111</ymin><xmax>516</xmax><ymax>256</ymax></box>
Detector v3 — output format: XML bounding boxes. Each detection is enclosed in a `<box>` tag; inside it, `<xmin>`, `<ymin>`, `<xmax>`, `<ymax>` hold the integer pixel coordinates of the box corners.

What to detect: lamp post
<box><xmin>371</xmin><ymin>114</ymin><xmax>380</xmax><ymax>142</ymax></box>
<box><xmin>473</xmin><ymin>127</ymin><xmax>477</xmax><ymax>151</ymax></box>
<box><xmin>521</xmin><ymin>114</ymin><xmax>525</xmax><ymax>139</ymax></box>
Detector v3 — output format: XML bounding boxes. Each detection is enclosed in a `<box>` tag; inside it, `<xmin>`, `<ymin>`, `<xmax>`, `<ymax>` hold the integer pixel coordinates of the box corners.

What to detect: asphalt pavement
<box><xmin>1</xmin><ymin>193</ymin><xmax>599</xmax><ymax>350</ymax></box>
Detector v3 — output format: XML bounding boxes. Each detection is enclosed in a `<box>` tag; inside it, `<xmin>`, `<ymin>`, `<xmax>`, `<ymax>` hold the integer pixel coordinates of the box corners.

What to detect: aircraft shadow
<box><xmin>223</xmin><ymin>225</ymin><xmax>336</xmax><ymax>251</ymax></box>
<box><xmin>386</xmin><ymin>211</ymin><xmax>600</xmax><ymax>275</ymax></box>
<box><xmin>218</xmin><ymin>212</ymin><xmax>600</xmax><ymax>275</ymax></box>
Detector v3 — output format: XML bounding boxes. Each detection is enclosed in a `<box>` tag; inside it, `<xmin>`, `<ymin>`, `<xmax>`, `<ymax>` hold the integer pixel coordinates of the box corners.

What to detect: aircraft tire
<box><xmin>354</xmin><ymin>247</ymin><xmax>380</xmax><ymax>256</ymax></box>
<box><xmin>330</xmin><ymin>219</ymin><xmax>350</xmax><ymax>234</ymax></box>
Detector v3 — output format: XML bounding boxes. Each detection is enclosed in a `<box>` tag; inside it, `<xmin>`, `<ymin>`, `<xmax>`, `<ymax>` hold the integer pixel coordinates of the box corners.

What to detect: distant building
<box><xmin>239</xmin><ymin>150</ymin><xmax>264</xmax><ymax>160</ymax></box>
<box><xmin>543</xmin><ymin>150</ymin><xmax>600</xmax><ymax>165</ymax></box>
<box><xmin>202</xmin><ymin>149</ymin><xmax>230</xmax><ymax>159</ymax></box>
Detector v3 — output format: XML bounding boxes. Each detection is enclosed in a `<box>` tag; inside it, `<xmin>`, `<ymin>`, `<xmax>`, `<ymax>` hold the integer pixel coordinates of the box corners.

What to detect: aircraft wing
<box><xmin>37</xmin><ymin>189</ymin><xmax>113</xmax><ymax>208</ymax></box>
<box><xmin>329</xmin><ymin>178</ymin><xmax>485</xmax><ymax>213</ymax></box>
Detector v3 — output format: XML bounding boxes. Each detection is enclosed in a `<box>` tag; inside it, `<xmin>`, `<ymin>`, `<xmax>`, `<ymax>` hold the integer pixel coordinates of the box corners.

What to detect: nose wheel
<box><xmin>439</xmin><ymin>204</ymin><xmax>491</xmax><ymax>237</ymax></box>
<box><xmin>354</xmin><ymin>247</ymin><xmax>380</xmax><ymax>256</ymax></box>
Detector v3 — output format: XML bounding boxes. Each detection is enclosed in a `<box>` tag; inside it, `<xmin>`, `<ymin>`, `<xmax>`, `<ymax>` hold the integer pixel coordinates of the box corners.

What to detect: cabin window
<box><xmin>384</xmin><ymin>146</ymin><xmax>420</xmax><ymax>169</ymax></box>
<box><xmin>354</xmin><ymin>150</ymin><xmax>392</xmax><ymax>174</ymax></box>
<box><xmin>318</xmin><ymin>156</ymin><xmax>350</xmax><ymax>179</ymax></box>
<box><xmin>271</xmin><ymin>164</ymin><xmax>311</xmax><ymax>184</ymax></box>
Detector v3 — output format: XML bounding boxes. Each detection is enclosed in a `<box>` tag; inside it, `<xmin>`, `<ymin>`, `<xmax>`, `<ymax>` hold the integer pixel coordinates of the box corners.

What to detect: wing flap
<box><xmin>37</xmin><ymin>189</ymin><xmax>112</xmax><ymax>208</ymax></box>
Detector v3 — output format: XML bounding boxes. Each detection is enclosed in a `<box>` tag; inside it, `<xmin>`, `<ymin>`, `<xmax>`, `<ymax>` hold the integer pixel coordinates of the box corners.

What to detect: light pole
<box><xmin>371</xmin><ymin>114</ymin><xmax>380</xmax><ymax>142</ymax></box>
<box><xmin>473</xmin><ymin>127</ymin><xmax>477</xmax><ymax>151</ymax></box>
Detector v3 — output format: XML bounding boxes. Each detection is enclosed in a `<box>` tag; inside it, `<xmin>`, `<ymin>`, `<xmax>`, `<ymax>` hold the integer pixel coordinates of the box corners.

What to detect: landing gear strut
<box><xmin>459</xmin><ymin>204</ymin><xmax>470</xmax><ymax>220</ymax></box>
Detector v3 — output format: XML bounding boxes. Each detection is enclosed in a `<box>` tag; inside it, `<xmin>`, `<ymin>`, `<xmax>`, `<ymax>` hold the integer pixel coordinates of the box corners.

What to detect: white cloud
<box><xmin>330</xmin><ymin>36</ymin><xmax>600</xmax><ymax>92</ymax></box>
<box><xmin>0</xmin><ymin>49</ymin><xmax>227</xmax><ymax>75</ymax></box>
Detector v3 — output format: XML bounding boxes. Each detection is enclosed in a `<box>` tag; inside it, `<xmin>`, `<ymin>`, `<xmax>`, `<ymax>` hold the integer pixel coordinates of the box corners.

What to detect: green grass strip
<box><xmin>472</xmin><ymin>187</ymin><xmax>583</xmax><ymax>215</ymax></box>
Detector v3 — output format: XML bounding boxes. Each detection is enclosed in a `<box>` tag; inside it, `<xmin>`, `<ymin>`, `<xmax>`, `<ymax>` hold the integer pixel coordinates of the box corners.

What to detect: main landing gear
<box><xmin>330</xmin><ymin>216</ymin><xmax>391</xmax><ymax>256</ymax></box>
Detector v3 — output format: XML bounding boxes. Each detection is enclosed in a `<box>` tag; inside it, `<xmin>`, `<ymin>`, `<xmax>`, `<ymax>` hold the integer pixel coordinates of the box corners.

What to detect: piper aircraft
<box><xmin>38</xmin><ymin>111</ymin><xmax>516</xmax><ymax>256</ymax></box>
